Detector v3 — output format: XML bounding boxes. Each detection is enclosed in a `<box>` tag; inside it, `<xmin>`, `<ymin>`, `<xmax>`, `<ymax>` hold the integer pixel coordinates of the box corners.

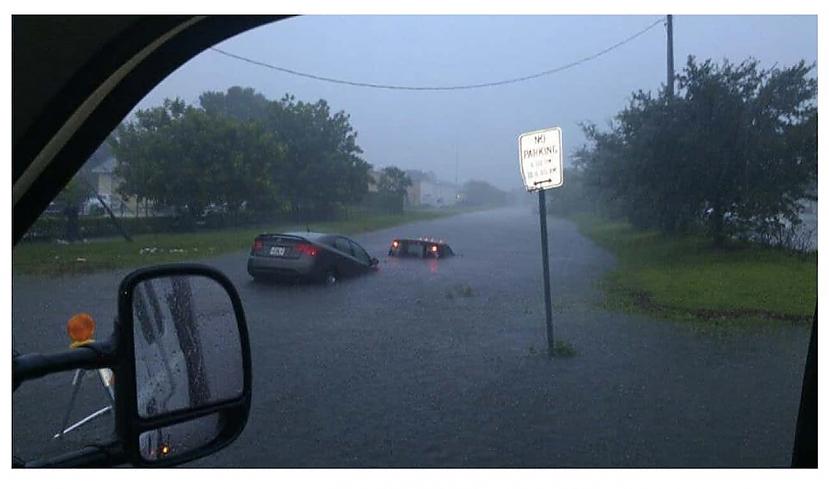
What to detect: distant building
<box><xmin>89</xmin><ymin>156</ymin><xmax>139</xmax><ymax>216</ymax></box>
<box><xmin>367</xmin><ymin>169</ymin><xmax>382</xmax><ymax>193</ymax></box>
<box><xmin>406</xmin><ymin>179</ymin><xmax>461</xmax><ymax>207</ymax></box>
<box><xmin>90</xmin><ymin>156</ymin><xmax>117</xmax><ymax>196</ymax></box>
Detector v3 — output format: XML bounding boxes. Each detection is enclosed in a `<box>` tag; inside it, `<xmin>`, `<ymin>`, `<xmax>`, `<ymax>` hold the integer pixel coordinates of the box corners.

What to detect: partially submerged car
<box><xmin>388</xmin><ymin>238</ymin><xmax>455</xmax><ymax>259</ymax></box>
<box><xmin>248</xmin><ymin>232</ymin><xmax>379</xmax><ymax>284</ymax></box>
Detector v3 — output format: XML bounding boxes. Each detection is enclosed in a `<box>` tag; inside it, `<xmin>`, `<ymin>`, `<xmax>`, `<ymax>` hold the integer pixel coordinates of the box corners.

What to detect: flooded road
<box><xmin>13</xmin><ymin>207</ymin><xmax>811</xmax><ymax>467</ymax></box>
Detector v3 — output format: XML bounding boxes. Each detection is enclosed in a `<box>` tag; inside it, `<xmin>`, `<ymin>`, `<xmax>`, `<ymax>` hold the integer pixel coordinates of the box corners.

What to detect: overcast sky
<box><xmin>136</xmin><ymin>15</ymin><xmax>817</xmax><ymax>190</ymax></box>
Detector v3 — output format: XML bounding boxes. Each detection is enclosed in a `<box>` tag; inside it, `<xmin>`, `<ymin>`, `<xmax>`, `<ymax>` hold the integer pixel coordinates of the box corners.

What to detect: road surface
<box><xmin>12</xmin><ymin>207</ymin><xmax>812</xmax><ymax>467</ymax></box>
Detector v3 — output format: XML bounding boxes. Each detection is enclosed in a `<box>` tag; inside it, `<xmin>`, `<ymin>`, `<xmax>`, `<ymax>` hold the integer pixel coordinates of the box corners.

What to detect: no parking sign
<box><xmin>518</xmin><ymin>127</ymin><xmax>564</xmax><ymax>355</ymax></box>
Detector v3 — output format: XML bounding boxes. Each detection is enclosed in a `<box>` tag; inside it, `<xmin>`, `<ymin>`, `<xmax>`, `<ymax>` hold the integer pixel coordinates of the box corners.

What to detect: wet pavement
<box><xmin>12</xmin><ymin>206</ymin><xmax>812</xmax><ymax>467</ymax></box>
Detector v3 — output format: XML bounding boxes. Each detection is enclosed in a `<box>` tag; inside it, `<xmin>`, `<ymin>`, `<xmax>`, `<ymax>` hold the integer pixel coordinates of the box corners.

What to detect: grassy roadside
<box><xmin>569</xmin><ymin>213</ymin><xmax>817</xmax><ymax>325</ymax></box>
<box><xmin>13</xmin><ymin>208</ymin><xmax>471</xmax><ymax>276</ymax></box>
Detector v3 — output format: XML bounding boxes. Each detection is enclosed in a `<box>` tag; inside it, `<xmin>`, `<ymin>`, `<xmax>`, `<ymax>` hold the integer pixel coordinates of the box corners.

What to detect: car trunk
<box><xmin>252</xmin><ymin>235</ymin><xmax>308</xmax><ymax>259</ymax></box>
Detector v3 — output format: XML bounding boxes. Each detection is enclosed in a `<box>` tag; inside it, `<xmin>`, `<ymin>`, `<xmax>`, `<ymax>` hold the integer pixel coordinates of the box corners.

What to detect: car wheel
<box><xmin>323</xmin><ymin>268</ymin><xmax>338</xmax><ymax>286</ymax></box>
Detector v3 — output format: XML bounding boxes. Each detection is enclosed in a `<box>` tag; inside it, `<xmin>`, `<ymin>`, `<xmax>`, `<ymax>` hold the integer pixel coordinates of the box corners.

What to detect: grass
<box><xmin>551</xmin><ymin>340</ymin><xmax>577</xmax><ymax>358</ymax></box>
<box><xmin>12</xmin><ymin>209</ymin><xmax>466</xmax><ymax>276</ymax></box>
<box><xmin>528</xmin><ymin>340</ymin><xmax>577</xmax><ymax>358</ymax></box>
<box><xmin>569</xmin><ymin>213</ymin><xmax>817</xmax><ymax>325</ymax></box>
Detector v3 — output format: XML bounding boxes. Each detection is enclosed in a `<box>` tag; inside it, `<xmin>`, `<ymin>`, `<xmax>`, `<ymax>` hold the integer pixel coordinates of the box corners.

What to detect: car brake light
<box><xmin>392</xmin><ymin>240</ymin><xmax>399</xmax><ymax>248</ymax></box>
<box><xmin>295</xmin><ymin>243</ymin><xmax>318</xmax><ymax>256</ymax></box>
<box><xmin>252</xmin><ymin>239</ymin><xmax>264</xmax><ymax>253</ymax></box>
<box><xmin>431</xmin><ymin>245</ymin><xmax>438</xmax><ymax>253</ymax></box>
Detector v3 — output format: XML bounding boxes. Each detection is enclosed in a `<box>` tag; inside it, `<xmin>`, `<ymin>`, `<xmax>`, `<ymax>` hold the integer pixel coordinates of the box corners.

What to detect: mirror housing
<box><xmin>114</xmin><ymin>264</ymin><xmax>252</xmax><ymax>467</ymax></box>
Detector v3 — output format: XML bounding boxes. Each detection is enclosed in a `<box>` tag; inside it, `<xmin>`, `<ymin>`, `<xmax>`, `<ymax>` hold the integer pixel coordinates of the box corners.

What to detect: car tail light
<box><xmin>431</xmin><ymin>245</ymin><xmax>438</xmax><ymax>253</ymax></box>
<box><xmin>252</xmin><ymin>239</ymin><xmax>264</xmax><ymax>253</ymax></box>
<box><xmin>295</xmin><ymin>243</ymin><xmax>318</xmax><ymax>256</ymax></box>
<box><xmin>392</xmin><ymin>240</ymin><xmax>399</xmax><ymax>248</ymax></box>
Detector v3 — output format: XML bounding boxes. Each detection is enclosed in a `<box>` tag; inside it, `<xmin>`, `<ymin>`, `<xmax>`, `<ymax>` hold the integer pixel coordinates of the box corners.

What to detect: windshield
<box><xmin>12</xmin><ymin>15</ymin><xmax>817</xmax><ymax>468</ymax></box>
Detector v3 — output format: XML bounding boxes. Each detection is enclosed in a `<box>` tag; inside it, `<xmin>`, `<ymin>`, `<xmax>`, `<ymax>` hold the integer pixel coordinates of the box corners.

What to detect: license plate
<box><xmin>269</xmin><ymin>246</ymin><xmax>287</xmax><ymax>256</ymax></box>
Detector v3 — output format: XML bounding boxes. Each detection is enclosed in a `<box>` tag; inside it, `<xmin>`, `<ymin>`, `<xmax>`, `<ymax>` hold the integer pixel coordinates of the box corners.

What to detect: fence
<box><xmin>22</xmin><ymin>194</ymin><xmax>405</xmax><ymax>242</ymax></box>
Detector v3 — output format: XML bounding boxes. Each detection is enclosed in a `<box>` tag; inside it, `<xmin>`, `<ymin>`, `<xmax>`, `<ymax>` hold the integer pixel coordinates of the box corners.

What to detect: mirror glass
<box><xmin>132</xmin><ymin>274</ymin><xmax>243</xmax><ymax>419</ymax></box>
<box><xmin>139</xmin><ymin>413</ymin><xmax>224</xmax><ymax>462</ymax></box>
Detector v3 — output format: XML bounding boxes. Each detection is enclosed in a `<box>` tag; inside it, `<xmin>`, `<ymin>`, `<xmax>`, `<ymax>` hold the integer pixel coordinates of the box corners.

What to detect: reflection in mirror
<box><xmin>139</xmin><ymin>413</ymin><xmax>224</xmax><ymax>462</ymax></box>
<box><xmin>132</xmin><ymin>275</ymin><xmax>243</xmax><ymax>419</ymax></box>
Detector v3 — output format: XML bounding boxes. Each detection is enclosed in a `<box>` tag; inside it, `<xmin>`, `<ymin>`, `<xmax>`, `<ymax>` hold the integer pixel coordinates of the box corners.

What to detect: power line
<box><xmin>209</xmin><ymin>17</ymin><xmax>664</xmax><ymax>91</ymax></box>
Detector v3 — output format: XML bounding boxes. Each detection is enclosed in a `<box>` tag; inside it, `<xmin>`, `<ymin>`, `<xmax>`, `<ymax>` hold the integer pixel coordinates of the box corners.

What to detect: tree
<box><xmin>53</xmin><ymin>177</ymin><xmax>92</xmax><ymax>241</ymax></box>
<box><xmin>111</xmin><ymin>98</ymin><xmax>284</xmax><ymax>220</ymax></box>
<box><xmin>199</xmin><ymin>86</ymin><xmax>270</xmax><ymax>122</ymax></box>
<box><xmin>264</xmin><ymin>95</ymin><xmax>371</xmax><ymax>217</ymax></box>
<box><xmin>377</xmin><ymin>166</ymin><xmax>412</xmax><ymax>196</ymax></box>
<box><xmin>111</xmin><ymin>89</ymin><xmax>373</xmax><ymax>224</ymax></box>
<box><xmin>578</xmin><ymin>57</ymin><xmax>817</xmax><ymax>246</ymax></box>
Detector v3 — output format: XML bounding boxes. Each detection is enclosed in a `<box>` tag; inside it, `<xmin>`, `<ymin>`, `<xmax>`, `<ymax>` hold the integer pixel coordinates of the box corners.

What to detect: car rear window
<box><xmin>403</xmin><ymin>242</ymin><xmax>425</xmax><ymax>257</ymax></box>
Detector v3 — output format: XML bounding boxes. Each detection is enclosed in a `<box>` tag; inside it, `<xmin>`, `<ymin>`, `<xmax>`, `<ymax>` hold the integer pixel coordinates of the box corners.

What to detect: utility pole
<box><xmin>667</xmin><ymin>14</ymin><xmax>675</xmax><ymax>98</ymax></box>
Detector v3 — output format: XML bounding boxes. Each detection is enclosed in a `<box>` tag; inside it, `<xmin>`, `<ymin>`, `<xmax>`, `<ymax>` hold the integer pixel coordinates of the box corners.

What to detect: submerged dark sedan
<box><xmin>388</xmin><ymin>238</ymin><xmax>455</xmax><ymax>259</ymax></box>
<box><xmin>248</xmin><ymin>232</ymin><xmax>378</xmax><ymax>284</ymax></box>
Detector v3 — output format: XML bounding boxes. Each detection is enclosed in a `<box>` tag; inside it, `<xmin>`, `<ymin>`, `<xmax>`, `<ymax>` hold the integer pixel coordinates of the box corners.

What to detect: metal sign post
<box><xmin>518</xmin><ymin>127</ymin><xmax>564</xmax><ymax>356</ymax></box>
<box><xmin>537</xmin><ymin>189</ymin><xmax>554</xmax><ymax>353</ymax></box>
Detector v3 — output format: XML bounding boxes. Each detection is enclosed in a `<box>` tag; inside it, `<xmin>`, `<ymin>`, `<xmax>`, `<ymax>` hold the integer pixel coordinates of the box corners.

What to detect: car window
<box><xmin>12</xmin><ymin>14</ymin><xmax>817</xmax><ymax>468</ymax></box>
<box><xmin>349</xmin><ymin>239</ymin><xmax>371</xmax><ymax>265</ymax></box>
<box><xmin>404</xmin><ymin>242</ymin><xmax>425</xmax><ymax>257</ymax></box>
<box><xmin>334</xmin><ymin>237</ymin><xmax>354</xmax><ymax>256</ymax></box>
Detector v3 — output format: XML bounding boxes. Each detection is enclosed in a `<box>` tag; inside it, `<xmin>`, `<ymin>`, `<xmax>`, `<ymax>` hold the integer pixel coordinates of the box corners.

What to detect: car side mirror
<box><xmin>115</xmin><ymin>264</ymin><xmax>251</xmax><ymax>467</ymax></box>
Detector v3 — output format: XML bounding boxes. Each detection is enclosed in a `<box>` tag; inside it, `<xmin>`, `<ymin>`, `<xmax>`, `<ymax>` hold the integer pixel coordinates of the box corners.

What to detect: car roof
<box><xmin>262</xmin><ymin>231</ymin><xmax>335</xmax><ymax>242</ymax></box>
<box><xmin>394</xmin><ymin>238</ymin><xmax>448</xmax><ymax>244</ymax></box>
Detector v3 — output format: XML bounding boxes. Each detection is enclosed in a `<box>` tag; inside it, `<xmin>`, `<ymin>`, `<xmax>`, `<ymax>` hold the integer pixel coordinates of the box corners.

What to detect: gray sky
<box><xmin>136</xmin><ymin>15</ymin><xmax>817</xmax><ymax>190</ymax></box>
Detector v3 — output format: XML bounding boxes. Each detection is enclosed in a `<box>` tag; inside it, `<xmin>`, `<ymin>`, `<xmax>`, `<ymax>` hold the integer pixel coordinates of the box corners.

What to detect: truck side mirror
<box><xmin>115</xmin><ymin>264</ymin><xmax>252</xmax><ymax>467</ymax></box>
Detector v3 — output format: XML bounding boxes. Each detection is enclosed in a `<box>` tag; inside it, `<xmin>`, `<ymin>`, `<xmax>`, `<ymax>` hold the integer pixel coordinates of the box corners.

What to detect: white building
<box><xmin>406</xmin><ymin>180</ymin><xmax>461</xmax><ymax>207</ymax></box>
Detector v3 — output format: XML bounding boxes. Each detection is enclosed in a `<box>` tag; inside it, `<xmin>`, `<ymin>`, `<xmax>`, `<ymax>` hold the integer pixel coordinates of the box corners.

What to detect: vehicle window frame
<box><xmin>348</xmin><ymin>239</ymin><xmax>371</xmax><ymax>266</ymax></box>
<box><xmin>334</xmin><ymin>236</ymin><xmax>354</xmax><ymax>257</ymax></box>
<box><xmin>11</xmin><ymin>15</ymin><xmax>818</xmax><ymax>469</ymax></box>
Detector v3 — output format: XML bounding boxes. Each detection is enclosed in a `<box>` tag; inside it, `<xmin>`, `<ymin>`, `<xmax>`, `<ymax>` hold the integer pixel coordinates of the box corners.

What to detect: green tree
<box><xmin>111</xmin><ymin>89</ymin><xmax>372</xmax><ymax>224</ymax></box>
<box><xmin>53</xmin><ymin>176</ymin><xmax>92</xmax><ymax>241</ymax></box>
<box><xmin>377</xmin><ymin>166</ymin><xmax>413</xmax><ymax>195</ymax></box>
<box><xmin>198</xmin><ymin>88</ymin><xmax>372</xmax><ymax>218</ymax></box>
<box><xmin>110</xmin><ymin>98</ymin><xmax>283</xmax><ymax>221</ymax></box>
<box><xmin>199</xmin><ymin>86</ymin><xmax>270</xmax><ymax>122</ymax></box>
<box><xmin>579</xmin><ymin>57</ymin><xmax>817</xmax><ymax>246</ymax></box>
<box><xmin>264</xmin><ymin>95</ymin><xmax>371</xmax><ymax>217</ymax></box>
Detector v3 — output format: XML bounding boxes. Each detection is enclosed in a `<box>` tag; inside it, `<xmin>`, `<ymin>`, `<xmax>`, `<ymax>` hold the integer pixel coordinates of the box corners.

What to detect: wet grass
<box><xmin>13</xmin><ymin>209</ymin><xmax>466</xmax><ymax>276</ymax></box>
<box><xmin>570</xmin><ymin>213</ymin><xmax>817</xmax><ymax>326</ymax></box>
<box><xmin>528</xmin><ymin>340</ymin><xmax>577</xmax><ymax>358</ymax></box>
<box><xmin>551</xmin><ymin>340</ymin><xmax>577</xmax><ymax>358</ymax></box>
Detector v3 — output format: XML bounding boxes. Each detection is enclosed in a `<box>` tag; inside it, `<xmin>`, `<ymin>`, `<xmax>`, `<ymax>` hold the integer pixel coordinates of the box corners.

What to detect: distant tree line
<box><xmin>570</xmin><ymin>56</ymin><xmax>817</xmax><ymax>247</ymax></box>
<box><xmin>461</xmin><ymin>180</ymin><xmax>507</xmax><ymax>207</ymax></box>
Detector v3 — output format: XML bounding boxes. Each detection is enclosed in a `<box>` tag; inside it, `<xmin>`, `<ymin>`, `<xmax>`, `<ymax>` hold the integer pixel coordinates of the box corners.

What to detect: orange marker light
<box><xmin>67</xmin><ymin>313</ymin><xmax>96</xmax><ymax>347</ymax></box>
<box><xmin>160</xmin><ymin>444</ymin><xmax>171</xmax><ymax>456</ymax></box>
